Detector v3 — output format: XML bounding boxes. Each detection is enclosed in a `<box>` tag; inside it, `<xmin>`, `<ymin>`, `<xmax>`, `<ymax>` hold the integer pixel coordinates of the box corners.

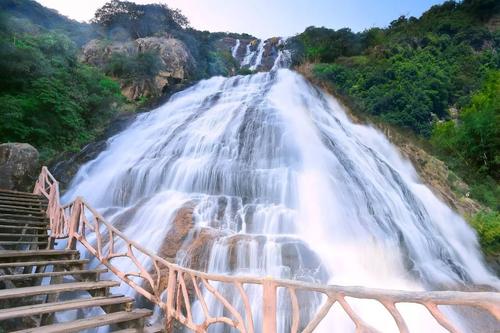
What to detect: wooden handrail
<box><xmin>33</xmin><ymin>166</ymin><xmax>500</xmax><ymax>332</ymax></box>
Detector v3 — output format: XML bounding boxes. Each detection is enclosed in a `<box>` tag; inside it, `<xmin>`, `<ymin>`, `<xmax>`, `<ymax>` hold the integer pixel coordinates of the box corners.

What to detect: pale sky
<box><xmin>35</xmin><ymin>0</ymin><xmax>446</xmax><ymax>38</ymax></box>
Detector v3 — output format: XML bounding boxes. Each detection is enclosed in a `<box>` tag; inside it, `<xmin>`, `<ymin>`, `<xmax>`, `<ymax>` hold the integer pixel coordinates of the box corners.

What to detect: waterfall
<box><xmin>231</xmin><ymin>39</ymin><xmax>240</xmax><ymax>59</ymax></box>
<box><xmin>249</xmin><ymin>40</ymin><xmax>266</xmax><ymax>71</ymax></box>
<box><xmin>64</xmin><ymin>69</ymin><xmax>498</xmax><ymax>332</ymax></box>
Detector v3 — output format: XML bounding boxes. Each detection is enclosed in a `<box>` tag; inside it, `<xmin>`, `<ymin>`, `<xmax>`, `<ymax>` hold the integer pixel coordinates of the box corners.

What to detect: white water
<box><xmin>249</xmin><ymin>40</ymin><xmax>265</xmax><ymax>71</ymax></box>
<box><xmin>64</xmin><ymin>69</ymin><xmax>498</xmax><ymax>332</ymax></box>
<box><xmin>231</xmin><ymin>39</ymin><xmax>240</xmax><ymax>59</ymax></box>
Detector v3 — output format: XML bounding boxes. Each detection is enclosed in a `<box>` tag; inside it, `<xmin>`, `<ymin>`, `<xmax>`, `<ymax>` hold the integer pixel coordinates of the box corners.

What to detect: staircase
<box><xmin>0</xmin><ymin>189</ymin><xmax>154</xmax><ymax>332</ymax></box>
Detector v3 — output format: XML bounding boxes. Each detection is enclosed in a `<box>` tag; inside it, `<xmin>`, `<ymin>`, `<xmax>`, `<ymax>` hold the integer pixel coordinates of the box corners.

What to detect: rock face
<box><xmin>0</xmin><ymin>143</ymin><xmax>40</xmax><ymax>192</ymax></box>
<box><xmin>220</xmin><ymin>36</ymin><xmax>290</xmax><ymax>72</ymax></box>
<box><xmin>81</xmin><ymin>36</ymin><xmax>194</xmax><ymax>100</ymax></box>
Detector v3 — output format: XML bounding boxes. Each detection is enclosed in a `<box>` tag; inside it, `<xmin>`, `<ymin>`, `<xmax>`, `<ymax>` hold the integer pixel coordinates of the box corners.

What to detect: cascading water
<box><xmin>64</xmin><ymin>66</ymin><xmax>498</xmax><ymax>332</ymax></box>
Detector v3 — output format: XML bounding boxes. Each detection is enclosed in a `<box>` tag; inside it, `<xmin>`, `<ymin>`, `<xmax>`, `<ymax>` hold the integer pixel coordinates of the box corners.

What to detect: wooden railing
<box><xmin>33</xmin><ymin>166</ymin><xmax>500</xmax><ymax>332</ymax></box>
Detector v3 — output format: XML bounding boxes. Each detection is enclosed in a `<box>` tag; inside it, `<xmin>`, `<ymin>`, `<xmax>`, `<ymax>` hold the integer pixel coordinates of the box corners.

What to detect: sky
<box><xmin>35</xmin><ymin>0</ymin><xmax>447</xmax><ymax>39</ymax></box>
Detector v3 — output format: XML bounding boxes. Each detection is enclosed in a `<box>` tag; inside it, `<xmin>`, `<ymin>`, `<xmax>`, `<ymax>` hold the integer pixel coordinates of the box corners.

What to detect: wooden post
<box><xmin>165</xmin><ymin>268</ymin><xmax>176</xmax><ymax>331</ymax></box>
<box><xmin>262</xmin><ymin>279</ymin><xmax>277</xmax><ymax>333</ymax></box>
<box><xmin>67</xmin><ymin>198</ymin><xmax>82</xmax><ymax>250</ymax></box>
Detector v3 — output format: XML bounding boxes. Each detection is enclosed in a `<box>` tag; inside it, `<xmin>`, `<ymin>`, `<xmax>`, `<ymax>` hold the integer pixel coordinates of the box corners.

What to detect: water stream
<box><xmin>64</xmin><ymin>65</ymin><xmax>497</xmax><ymax>332</ymax></box>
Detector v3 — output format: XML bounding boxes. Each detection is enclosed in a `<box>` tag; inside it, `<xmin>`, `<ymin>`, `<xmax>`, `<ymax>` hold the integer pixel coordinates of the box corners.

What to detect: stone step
<box><xmin>0</xmin><ymin>259</ymin><xmax>89</xmax><ymax>269</ymax></box>
<box><xmin>0</xmin><ymin>295</ymin><xmax>133</xmax><ymax>321</ymax></box>
<box><xmin>0</xmin><ymin>268</ymin><xmax>107</xmax><ymax>282</ymax></box>
<box><xmin>12</xmin><ymin>309</ymin><xmax>152</xmax><ymax>333</ymax></box>
<box><xmin>0</xmin><ymin>280</ymin><xmax>119</xmax><ymax>300</ymax></box>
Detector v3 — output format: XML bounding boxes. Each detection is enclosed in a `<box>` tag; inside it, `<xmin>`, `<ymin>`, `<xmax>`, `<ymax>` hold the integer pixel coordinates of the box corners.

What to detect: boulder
<box><xmin>0</xmin><ymin>143</ymin><xmax>40</xmax><ymax>192</ymax></box>
<box><xmin>81</xmin><ymin>36</ymin><xmax>194</xmax><ymax>100</ymax></box>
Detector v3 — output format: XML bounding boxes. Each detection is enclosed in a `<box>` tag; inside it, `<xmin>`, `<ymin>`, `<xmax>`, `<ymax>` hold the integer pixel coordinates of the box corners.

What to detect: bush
<box><xmin>0</xmin><ymin>27</ymin><xmax>123</xmax><ymax>160</ymax></box>
<box><xmin>469</xmin><ymin>211</ymin><xmax>500</xmax><ymax>256</ymax></box>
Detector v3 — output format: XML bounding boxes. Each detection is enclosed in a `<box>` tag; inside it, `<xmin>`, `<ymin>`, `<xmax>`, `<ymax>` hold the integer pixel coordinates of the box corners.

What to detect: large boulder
<box><xmin>81</xmin><ymin>36</ymin><xmax>194</xmax><ymax>100</ymax></box>
<box><xmin>0</xmin><ymin>143</ymin><xmax>40</xmax><ymax>192</ymax></box>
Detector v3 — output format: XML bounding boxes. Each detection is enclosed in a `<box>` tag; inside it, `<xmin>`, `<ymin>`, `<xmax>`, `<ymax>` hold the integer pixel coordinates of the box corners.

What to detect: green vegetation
<box><xmin>105</xmin><ymin>50</ymin><xmax>162</xmax><ymax>83</ymax></box>
<box><xmin>470</xmin><ymin>211</ymin><xmax>500</xmax><ymax>256</ymax></box>
<box><xmin>291</xmin><ymin>0</ymin><xmax>499</xmax><ymax>258</ymax></box>
<box><xmin>432</xmin><ymin>71</ymin><xmax>499</xmax><ymax>208</ymax></box>
<box><xmin>0</xmin><ymin>15</ymin><xmax>123</xmax><ymax>160</ymax></box>
<box><xmin>292</xmin><ymin>0</ymin><xmax>498</xmax><ymax>197</ymax></box>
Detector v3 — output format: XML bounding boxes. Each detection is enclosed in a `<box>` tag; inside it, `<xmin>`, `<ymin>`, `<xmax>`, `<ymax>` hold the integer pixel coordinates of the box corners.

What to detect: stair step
<box><xmin>0</xmin><ymin>189</ymin><xmax>42</xmax><ymax>198</ymax></box>
<box><xmin>0</xmin><ymin>241</ymin><xmax>48</xmax><ymax>245</ymax></box>
<box><xmin>0</xmin><ymin>268</ymin><xmax>107</xmax><ymax>281</ymax></box>
<box><xmin>0</xmin><ymin>204</ymin><xmax>45</xmax><ymax>212</ymax></box>
<box><xmin>0</xmin><ymin>214</ymin><xmax>47</xmax><ymax>222</ymax></box>
<box><xmin>0</xmin><ymin>210</ymin><xmax>46</xmax><ymax>218</ymax></box>
<box><xmin>0</xmin><ymin>224</ymin><xmax>48</xmax><ymax>231</ymax></box>
<box><xmin>0</xmin><ymin>233</ymin><xmax>48</xmax><ymax>238</ymax></box>
<box><xmin>0</xmin><ymin>216</ymin><xmax>49</xmax><ymax>227</ymax></box>
<box><xmin>0</xmin><ymin>199</ymin><xmax>47</xmax><ymax>208</ymax></box>
<box><xmin>0</xmin><ymin>280</ymin><xmax>120</xmax><ymax>300</ymax></box>
<box><xmin>0</xmin><ymin>195</ymin><xmax>47</xmax><ymax>204</ymax></box>
<box><xmin>0</xmin><ymin>258</ymin><xmax>88</xmax><ymax>269</ymax></box>
<box><xmin>0</xmin><ymin>249</ymin><xmax>78</xmax><ymax>260</ymax></box>
<box><xmin>12</xmin><ymin>309</ymin><xmax>152</xmax><ymax>333</ymax></box>
<box><xmin>0</xmin><ymin>295</ymin><xmax>133</xmax><ymax>320</ymax></box>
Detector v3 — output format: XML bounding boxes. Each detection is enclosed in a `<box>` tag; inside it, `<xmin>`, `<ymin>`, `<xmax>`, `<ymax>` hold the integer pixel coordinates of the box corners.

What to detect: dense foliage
<box><xmin>0</xmin><ymin>0</ymin><xmax>96</xmax><ymax>46</ymax></box>
<box><xmin>431</xmin><ymin>70</ymin><xmax>499</xmax><ymax>208</ymax></box>
<box><xmin>470</xmin><ymin>210</ymin><xmax>500</xmax><ymax>256</ymax></box>
<box><xmin>92</xmin><ymin>0</ymin><xmax>189</xmax><ymax>40</ymax></box>
<box><xmin>0</xmin><ymin>15</ymin><xmax>123</xmax><ymax>159</ymax></box>
<box><xmin>296</xmin><ymin>1</ymin><xmax>499</xmax><ymax>137</ymax></box>
<box><xmin>293</xmin><ymin>0</ymin><xmax>499</xmax><ymax>209</ymax></box>
<box><xmin>292</xmin><ymin>0</ymin><xmax>500</xmax><ymax>260</ymax></box>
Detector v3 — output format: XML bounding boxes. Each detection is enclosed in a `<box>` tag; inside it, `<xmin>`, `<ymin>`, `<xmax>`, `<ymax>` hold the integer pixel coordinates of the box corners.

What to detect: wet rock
<box><xmin>0</xmin><ymin>143</ymin><xmax>39</xmax><ymax>192</ymax></box>
<box><xmin>158</xmin><ymin>204</ymin><xmax>195</xmax><ymax>260</ymax></box>
<box><xmin>50</xmin><ymin>112</ymin><xmax>137</xmax><ymax>190</ymax></box>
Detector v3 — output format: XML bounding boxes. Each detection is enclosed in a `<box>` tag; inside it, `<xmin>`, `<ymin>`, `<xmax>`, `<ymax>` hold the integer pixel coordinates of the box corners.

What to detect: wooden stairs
<box><xmin>0</xmin><ymin>189</ymin><xmax>157</xmax><ymax>332</ymax></box>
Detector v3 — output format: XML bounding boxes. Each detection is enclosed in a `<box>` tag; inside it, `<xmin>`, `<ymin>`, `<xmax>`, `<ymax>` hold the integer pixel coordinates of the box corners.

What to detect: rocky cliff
<box><xmin>81</xmin><ymin>36</ymin><xmax>194</xmax><ymax>100</ymax></box>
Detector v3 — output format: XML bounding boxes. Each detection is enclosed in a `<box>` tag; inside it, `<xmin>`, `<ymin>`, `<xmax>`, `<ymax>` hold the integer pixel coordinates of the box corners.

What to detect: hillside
<box><xmin>0</xmin><ymin>0</ymin><xmax>498</xmax><ymax>269</ymax></box>
<box><xmin>287</xmin><ymin>0</ymin><xmax>499</xmax><ymax>267</ymax></box>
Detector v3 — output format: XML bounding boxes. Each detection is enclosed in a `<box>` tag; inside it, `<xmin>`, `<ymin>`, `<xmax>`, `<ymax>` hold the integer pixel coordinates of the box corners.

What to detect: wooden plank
<box><xmin>0</xmin><ymin>268</ymin><xmax>107</xmax><ymax>281</ymax></box>
<box><xmin>0</xmin><ymin>200</ymin><xmax>46</xmax><ymax>208</ymax></box>
<box><xmin>0</xmin><ymin>241</ymin><xmax>48</xmax><ymax>245</ymax></box>
<box><xmin>0</xmin><ymin>295</ymin><xmax>132</xmax><ymax>320</ymax></box>
<box><xmin>0</xmin><ymin>219</ymin><xmax>48</xmax><ymax>226</ymax></box>
<box><xmin>0</xmin><ymin>233</ymin><xmax>48</xmax><ymax>238</ymax></box>
<box><xmin>0</xmin><ymin>249</ymin><xmax>77</xmax><ymax>258</ymax></box>
<box><xmin>12</xmin><ymin>309</ymin><xmax>152</xmax><ymax>333</ymax></box>
<box><xmin>0</xmin><ymin>259</ymin><xmax>88</xmax><ymax>268</ymax></box>
<box><xmin>0</xmin><ymin>225</ymin><xmax>48</xmax><ymax>230</ymax></box>
<box><xmin>0</xmin><ymin>280</ymin><xmax>120</xmax><ymax>300</ymax></box>
<box><xmin>0</xmin><ymin>196</ymin><xmax>47</xmax><ymax>204</ymax></box>
<box><xmin>0</xmin><ymin>190</ymin><xmax>42</xmax><ymax>198</ymax></box>
<box><xmin>0</xmin><ymin>210</ymin><xmax>46</xmax><ymax>217</ymax></box>
<box><xmin>0</xmin><ymin>215</ymin><xmax>47</xmax><ymax>222</ymax></box>
<box><xmin>0</xmin><ymin>204</ymin><xmax>45</xmax><ymax>213</ymax></box>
